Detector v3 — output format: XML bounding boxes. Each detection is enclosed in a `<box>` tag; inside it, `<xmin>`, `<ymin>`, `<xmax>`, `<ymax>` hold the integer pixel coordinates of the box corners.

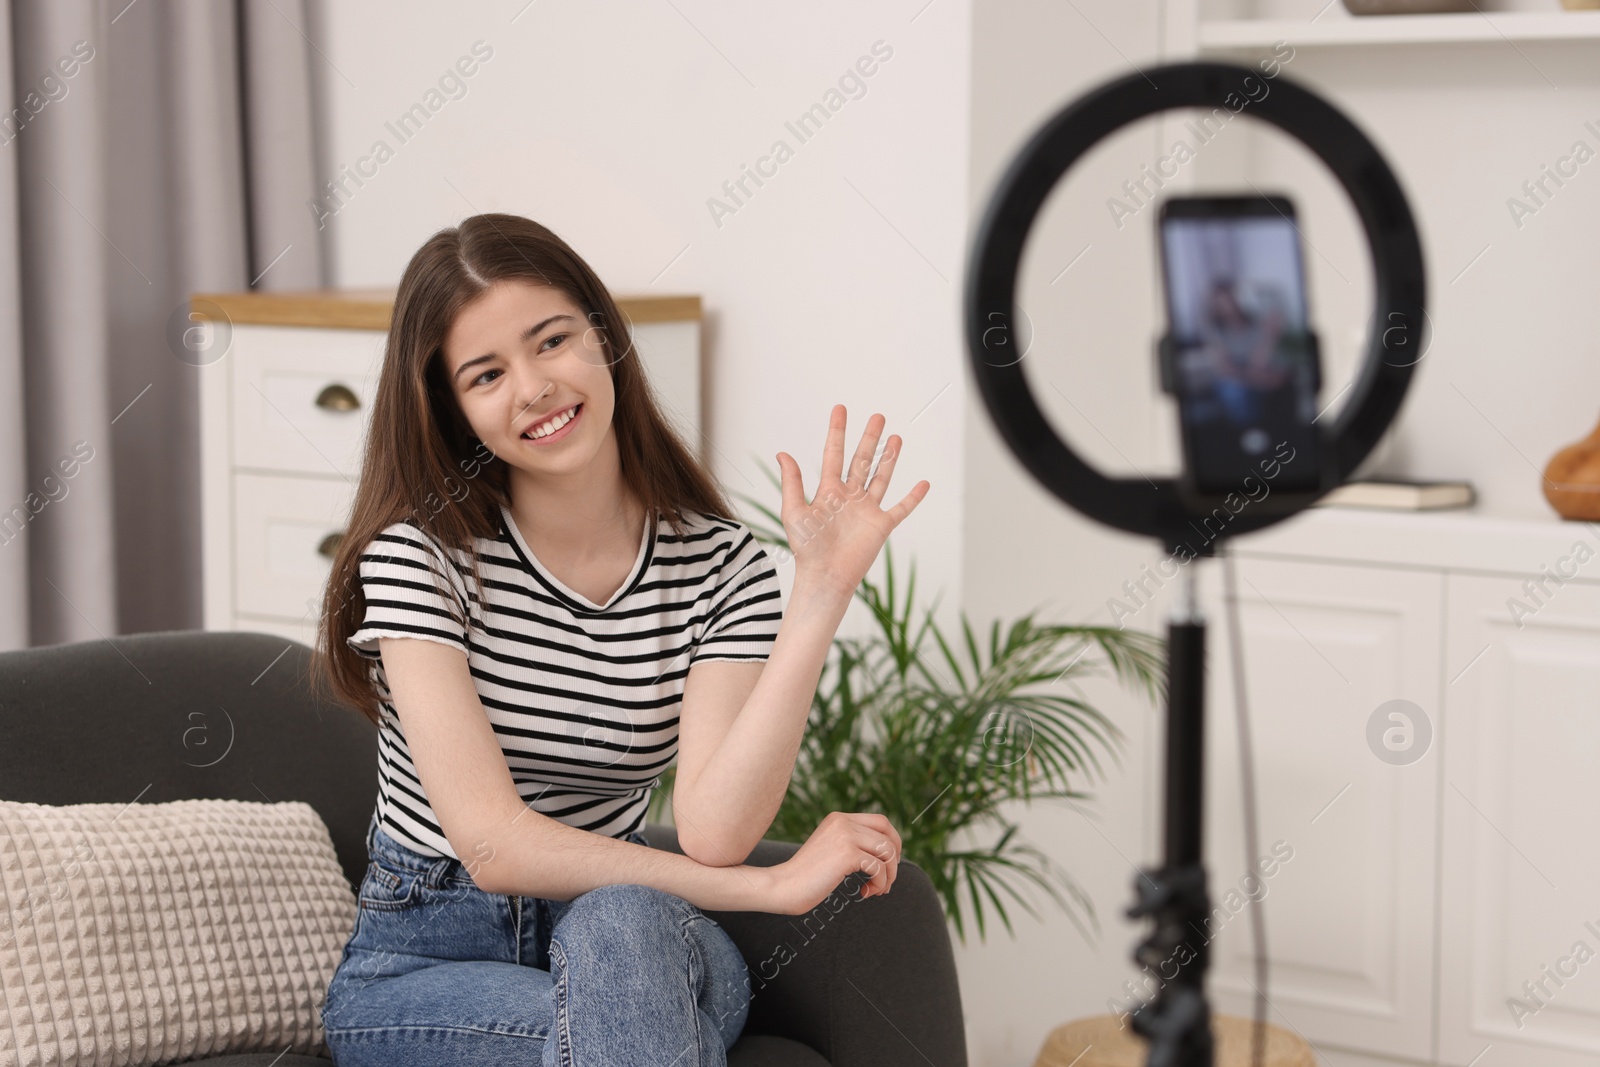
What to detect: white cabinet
<box><xmin>193</xmin><ymin>290</ymin><xmax>704</xmax><ymax>651</ymax></box>
<box><xmin>1198</xmin><ymin>557</ymin><xmax>1442</xmax><ymax>1062</ymax></box>
<box><xmin>1180</xmin><ymin>508</ymin><xmax>1600</xmax><ymax>1066</ymax></box>
<box><xmin>1439</xmin><ymin>575</ymin><xmax>1600</xmax><ymax>1067</ymax></box>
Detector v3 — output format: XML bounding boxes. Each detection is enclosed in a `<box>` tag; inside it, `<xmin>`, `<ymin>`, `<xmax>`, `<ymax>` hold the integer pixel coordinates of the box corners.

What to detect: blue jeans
<box><xmin>321</xmin><ymin>814</ymin><xmax>752</xmax><ymax>1066</ymax></box>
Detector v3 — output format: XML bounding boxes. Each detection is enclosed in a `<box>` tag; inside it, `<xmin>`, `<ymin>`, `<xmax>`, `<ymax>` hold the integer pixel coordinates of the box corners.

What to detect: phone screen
<box><xmin>1159</xmin><ymin>197</ymin><xmax>1321</xmax><ymax>494</ymax></box>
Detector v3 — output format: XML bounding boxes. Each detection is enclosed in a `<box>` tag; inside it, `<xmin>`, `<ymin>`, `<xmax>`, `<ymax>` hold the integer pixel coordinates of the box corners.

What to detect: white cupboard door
<box><xmin>1440</xmin><ymin>574</ymin><xmax>1600</xmax><ymax>1067</ymax></box>
<box><xmin>1198</xmin><ymin>556</ymin><xmax>1443</xmax><ymax>1062</ymax></box>
<box><xmin>229</xmin><ymin>325</ymin><xmax>385</xmax><ymax>477</ymax></box>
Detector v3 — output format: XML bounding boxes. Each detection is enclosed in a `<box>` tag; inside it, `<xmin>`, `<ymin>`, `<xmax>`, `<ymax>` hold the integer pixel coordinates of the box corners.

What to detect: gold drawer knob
<box><xmin>317</xmin><ymin>532</ymin><xmax>344</xmax><ymax>559</ymax></box>
<box><xmin>314</xmin><ymin>383</ymin><xmax>361</xmax><ymax>412</ymax></box>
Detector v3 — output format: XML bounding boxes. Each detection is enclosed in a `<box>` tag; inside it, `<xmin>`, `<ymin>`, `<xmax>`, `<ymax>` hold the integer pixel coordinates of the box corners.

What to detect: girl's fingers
<box><xmin>853</xmin><ymin>814</ymin><xmax>901</xmax><ymax>893</ymax></box>
<box><xmin>777</xmin><ymin>451</ymin><xmax>807</xmax><ymax>518</ymax></box>
<box><xmin>822</xmin><ymin>404</ymin><xmax>847</xmax><ymax>486</ymax></box>
<box><xmin>862</xmin><ymin>851</ymin><xmax>889</xmax><ymax>896</ymax></box>
<box><xmin>851</xmin><ymin>830</ymin><xmax>883</xmax><ymax>896</ymax></box>
<box><xmin>869</xmin><ymin>834</ymin><xmax>897</xmax><ymax>896</ymax></box>
<box><xmin>859</xmin><ymin>812</ymin><xmax>902</xmax><ymax>861</ymax></box>
<box><xmin>859</xmin><ymin>837</ymin><xmax>899</xmax><ymax>897</ymax></box>
<box><xmin>865</xmin><ymin>859</ymin><xmax>896</xmax><ymax>896</ymax></box>
<box><xmin>865</xmin><ymin>434</ymin><xmax>900</xmax><ymax>504</ymax></box>
<box><xmin>846</xmin><ymin>414</ymin><xmax>886</xmax><ymax>494</ymax></box>
<box><xmin>886</xmin><ymin>481</ymin><xmax>930</xmax><ymax>528</ymax></box>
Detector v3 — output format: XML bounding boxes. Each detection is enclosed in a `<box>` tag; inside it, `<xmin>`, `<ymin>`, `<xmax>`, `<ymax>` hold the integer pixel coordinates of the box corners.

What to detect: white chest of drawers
<box><xmin>192</xmin><ymin>290</ymin><xmax>704</xmax><ymax>650</ymax></box>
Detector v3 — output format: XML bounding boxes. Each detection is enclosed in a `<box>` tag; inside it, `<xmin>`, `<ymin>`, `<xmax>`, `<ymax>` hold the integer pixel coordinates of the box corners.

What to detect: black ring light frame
<box><xmin>964</xmin><ymin>63</ymin><xmax>1426</xmax><ymax>1067</ymax></box>
<box><xmin>966</xmin><ymin>61</ymin><xmax>1426</xmax><ymax>560</ymax></box>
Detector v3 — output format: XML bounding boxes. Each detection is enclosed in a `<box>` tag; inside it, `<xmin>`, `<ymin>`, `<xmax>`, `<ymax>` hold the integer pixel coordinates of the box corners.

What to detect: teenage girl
<box><xmin>312</xmin><ymin>213</ymin><xmax>930</xmax><ymax>1066</ymax></box>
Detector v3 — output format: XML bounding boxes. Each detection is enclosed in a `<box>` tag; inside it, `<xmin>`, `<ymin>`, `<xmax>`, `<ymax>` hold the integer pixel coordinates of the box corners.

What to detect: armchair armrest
<box><xmin>640</xmin><ymin>824</ymin><xmax>968</xmax><ymax>1067</ymax></box>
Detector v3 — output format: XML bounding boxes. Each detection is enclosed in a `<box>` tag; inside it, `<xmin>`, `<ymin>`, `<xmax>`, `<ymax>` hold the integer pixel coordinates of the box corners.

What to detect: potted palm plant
<box><xmin>650</xmin><ymin>461</ymin><xmax>1166</xmax><ymax>944</ymax></box>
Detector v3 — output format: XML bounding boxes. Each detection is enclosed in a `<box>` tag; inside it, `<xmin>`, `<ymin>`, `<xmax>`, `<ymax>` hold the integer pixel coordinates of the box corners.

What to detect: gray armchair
<box><xmin>0</xmin><ymin>630</ymin><xmax>967</xmax><ymax>1066</ymax></box>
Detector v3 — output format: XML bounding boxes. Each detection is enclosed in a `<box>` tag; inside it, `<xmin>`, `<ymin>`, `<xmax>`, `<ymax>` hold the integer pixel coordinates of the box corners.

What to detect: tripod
<box><xmin>1125</xmin><ymin>566</ymin><xmax>1213</xmax><ymax>1067</ymax></box>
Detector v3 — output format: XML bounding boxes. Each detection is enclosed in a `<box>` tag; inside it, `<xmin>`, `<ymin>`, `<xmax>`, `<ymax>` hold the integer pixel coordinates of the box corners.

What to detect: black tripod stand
<box><xmin>1125</xmin><ymin>569</ymin><xmax>1213</xmax><ymax>1067</ymax></box>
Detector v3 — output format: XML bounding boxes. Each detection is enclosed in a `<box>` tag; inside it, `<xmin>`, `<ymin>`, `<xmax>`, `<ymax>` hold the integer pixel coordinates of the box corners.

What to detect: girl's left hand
<box><xmin>776</xmin><ymin>405</ymin><xmax>930</xmax><ymax>602</ymax></box>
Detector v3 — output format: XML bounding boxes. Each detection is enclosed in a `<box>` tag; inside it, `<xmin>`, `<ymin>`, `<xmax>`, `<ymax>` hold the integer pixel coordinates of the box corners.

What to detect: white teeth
<box><xmin>526</xmin><ymin>405</ymin><xmax>578</xmax><ymax>439</ymax></box>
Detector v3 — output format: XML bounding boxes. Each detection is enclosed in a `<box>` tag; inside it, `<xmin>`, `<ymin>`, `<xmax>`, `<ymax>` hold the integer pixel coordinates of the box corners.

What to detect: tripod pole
<box><xmin>1127</xmin><ymin>563</ymin><xmax>1215</xmax><ymax>1067</ymax></box>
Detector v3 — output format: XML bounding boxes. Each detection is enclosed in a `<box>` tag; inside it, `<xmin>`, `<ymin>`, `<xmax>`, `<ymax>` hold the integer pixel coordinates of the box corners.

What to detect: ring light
<box><xmin>965</xmin><ymin>61</ymin><xmax>1426</xmax><ymax>556</ymax></box>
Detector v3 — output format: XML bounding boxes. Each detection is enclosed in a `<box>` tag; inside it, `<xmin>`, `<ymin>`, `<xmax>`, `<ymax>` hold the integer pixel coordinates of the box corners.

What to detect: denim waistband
<box><xmin>366</xmin><ymin>813</ymin><xmax>470</xmax><ymax>888</ymax></box>
<box><xmin>365</xmin><ymin>811</ymin><xmax>649</xmax><ymax>889</ymax></box>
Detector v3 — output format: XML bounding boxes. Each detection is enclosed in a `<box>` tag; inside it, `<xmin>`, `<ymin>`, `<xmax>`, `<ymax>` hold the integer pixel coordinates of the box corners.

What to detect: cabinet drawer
<box><xmin>234</xmin><ymin>473</ymin><xmax>356</xmax><ymax>619</ymax></box>
<box><xmin>229</xmin><ymin>325</ymin><xmax>384</xmax><ymax>477</ymax></box>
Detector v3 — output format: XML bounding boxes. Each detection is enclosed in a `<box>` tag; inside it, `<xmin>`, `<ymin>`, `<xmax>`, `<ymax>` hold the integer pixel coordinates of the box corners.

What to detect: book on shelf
<box><xmin>1312</xmin><ymin>478</ymin><xmax>1476</xmax><ymax>511</ymax></box>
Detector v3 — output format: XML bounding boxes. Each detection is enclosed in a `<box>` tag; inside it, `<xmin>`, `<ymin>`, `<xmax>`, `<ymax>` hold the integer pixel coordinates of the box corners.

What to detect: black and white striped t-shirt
<box><xmin>347</xmin><ymin>502</ymin><xmax>783</xmax><ymax>859</ymax></box>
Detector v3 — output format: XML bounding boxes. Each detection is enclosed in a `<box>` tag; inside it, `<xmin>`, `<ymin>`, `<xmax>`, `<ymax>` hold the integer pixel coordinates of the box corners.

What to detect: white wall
<box><xmin>308</xmin><ymin>0</ymin><xmax>970</xmax><ymax>643</ymax></box>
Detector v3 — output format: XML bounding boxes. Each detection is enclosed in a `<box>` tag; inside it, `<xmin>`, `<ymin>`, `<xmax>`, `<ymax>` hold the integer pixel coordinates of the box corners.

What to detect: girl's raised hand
<box><xmin>775</xmin><ymin>404</ymin><xmax>929</xmax><ymax>602</ymax></box>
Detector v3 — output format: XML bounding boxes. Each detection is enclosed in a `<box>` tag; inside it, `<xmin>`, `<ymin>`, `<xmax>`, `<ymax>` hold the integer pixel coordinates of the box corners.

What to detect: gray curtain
<box><xmin>0</xmin><ymin>0</ymin><xmax>325</xmax><ymax>650</ymax></box>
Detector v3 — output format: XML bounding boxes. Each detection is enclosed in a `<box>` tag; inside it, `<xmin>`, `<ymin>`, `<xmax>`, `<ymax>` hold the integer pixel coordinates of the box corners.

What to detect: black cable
<box><xmin>1219</xmin><ymin>541</ymin><xmax>1268</xmax><ymax>1067</ymax></box>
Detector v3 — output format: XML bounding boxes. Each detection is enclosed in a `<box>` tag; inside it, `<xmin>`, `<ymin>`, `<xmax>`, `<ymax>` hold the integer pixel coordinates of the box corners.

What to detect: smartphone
<box><xmin>1157</xmin><ymin>195</ymin><xmax>1321</xmax><ymax>496</ymax></box>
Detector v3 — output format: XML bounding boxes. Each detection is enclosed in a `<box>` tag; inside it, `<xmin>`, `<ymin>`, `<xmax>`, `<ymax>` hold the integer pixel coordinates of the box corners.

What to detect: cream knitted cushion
<box><xmin>0</xmin><ymin>798</ymin><xmax>358</xmax><ymax>1066</ymax></box>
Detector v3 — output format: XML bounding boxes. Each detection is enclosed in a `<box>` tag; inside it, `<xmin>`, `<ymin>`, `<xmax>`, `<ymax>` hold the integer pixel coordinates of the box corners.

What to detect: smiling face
<box><xmin>442</xmin><ymin>279</ymin><xmax>619</xmax><ymax>484</ymax></box>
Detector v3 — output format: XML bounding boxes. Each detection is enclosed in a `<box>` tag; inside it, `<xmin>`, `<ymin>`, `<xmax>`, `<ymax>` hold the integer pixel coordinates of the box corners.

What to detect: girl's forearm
<box><xmin>673</xmin><ymin>579</ymin><xmax>851</xmax><ymax>864</ymax></box>
<box><xmin>477</xmin><ymin>800</ymin><xmax>778</xmax><ymax>911</ymax></box>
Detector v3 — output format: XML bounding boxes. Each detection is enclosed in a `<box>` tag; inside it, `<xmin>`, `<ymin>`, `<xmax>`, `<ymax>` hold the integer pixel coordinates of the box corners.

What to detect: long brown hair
<box><xmin>309</xmin><ymin>213</ymin><xmax>735</xmax><ymax>725</ymax></box>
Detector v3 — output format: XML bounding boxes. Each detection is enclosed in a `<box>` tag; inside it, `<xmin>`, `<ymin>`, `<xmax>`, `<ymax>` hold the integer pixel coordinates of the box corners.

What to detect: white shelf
<box><xmin>1198</xmin><ymin>9</ymin><xmax>1600</xmax><ymax>49</ymax></box>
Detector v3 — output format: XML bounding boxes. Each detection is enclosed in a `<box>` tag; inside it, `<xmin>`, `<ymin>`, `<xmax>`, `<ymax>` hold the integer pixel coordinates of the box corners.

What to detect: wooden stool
<box><xmin>1034</xmin><ymin>1012</ymin><xmax>1315</xmax><ymax>1067</ymax></box>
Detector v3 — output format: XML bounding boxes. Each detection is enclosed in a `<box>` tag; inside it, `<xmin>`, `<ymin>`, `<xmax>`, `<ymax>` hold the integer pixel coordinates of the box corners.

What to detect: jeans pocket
<box><xmin>358</xmin><ymin>859</ymin><xmax>421</xmax><ymax>912</ymax></box>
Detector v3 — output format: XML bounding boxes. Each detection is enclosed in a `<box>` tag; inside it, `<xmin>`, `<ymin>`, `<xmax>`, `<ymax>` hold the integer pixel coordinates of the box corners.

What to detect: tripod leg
<box><xmin>1125</xmin><ymin>610</ymin><xmax>1216</xmax><ymax>1067</ymax></box>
